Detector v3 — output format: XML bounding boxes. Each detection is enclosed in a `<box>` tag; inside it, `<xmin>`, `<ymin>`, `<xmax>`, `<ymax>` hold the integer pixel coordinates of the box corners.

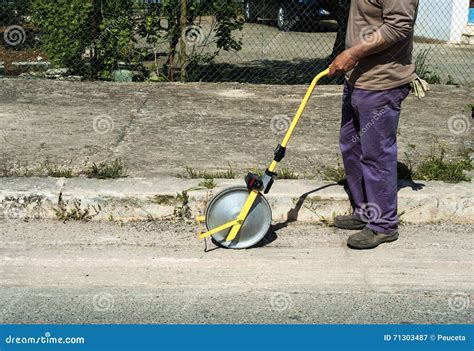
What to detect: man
<box><xmin>328</xmin><ymin>0</ymin><xmax>422</xmax><ymax>249</ymax></box>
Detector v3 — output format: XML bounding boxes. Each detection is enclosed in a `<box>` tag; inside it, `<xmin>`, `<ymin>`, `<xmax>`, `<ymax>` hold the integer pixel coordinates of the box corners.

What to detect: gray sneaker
<box><xmin>334</xmin><ymin>214</ymin><xmax>367</xmax><ymax>230</ymax></box>
<box><xmin>347</xmin><ymin>227</ymin><xmax>399</xmax><ymax>250</ymax></box>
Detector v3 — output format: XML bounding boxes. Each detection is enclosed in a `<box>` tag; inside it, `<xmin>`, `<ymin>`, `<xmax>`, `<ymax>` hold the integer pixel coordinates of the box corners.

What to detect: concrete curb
<box><xmin>0</xmin><ymin>177</ymin><xmax>473</xmax><ymax>224</ymax></box>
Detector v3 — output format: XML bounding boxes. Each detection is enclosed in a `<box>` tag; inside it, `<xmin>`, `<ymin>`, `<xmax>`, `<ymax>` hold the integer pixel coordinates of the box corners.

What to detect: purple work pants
<box><xmin>340</xmin><ymin>81</ymin><xmax>411</xmax><ymax>234</ymax></box>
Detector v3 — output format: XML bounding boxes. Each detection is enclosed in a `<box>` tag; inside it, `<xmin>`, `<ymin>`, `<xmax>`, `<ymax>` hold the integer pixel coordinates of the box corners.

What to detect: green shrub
<box><xmin>93</xmin><ymin>0</ymin><xmax>143</xmax><ymax>79</ymax></box>
<box><xmin>31</xmin><ymin>0</ymin><xmax>140</xmax><ymax>77</ymax></box>
<box><xmin>31</xmin><ymin>0</ymin><xmax>93</xmax><ymax>71</ymax></box>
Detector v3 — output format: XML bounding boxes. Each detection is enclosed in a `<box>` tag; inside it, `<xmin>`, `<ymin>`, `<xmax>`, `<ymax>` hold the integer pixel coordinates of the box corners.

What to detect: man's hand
<box><xmin>328</xmin><ymin>49</ymin><xmax>360</xmax><ymax>78</ymax></box>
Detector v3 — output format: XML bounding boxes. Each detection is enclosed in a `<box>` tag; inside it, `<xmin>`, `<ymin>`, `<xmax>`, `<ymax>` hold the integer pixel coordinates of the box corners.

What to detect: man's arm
<box><xmin>328</xmin><ymin>0</ymin><xmax>418</xmax><ymax>77</ymax></box>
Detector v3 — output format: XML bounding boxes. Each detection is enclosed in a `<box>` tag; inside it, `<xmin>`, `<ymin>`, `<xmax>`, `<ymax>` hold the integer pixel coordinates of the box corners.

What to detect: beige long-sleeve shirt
<box><xmin>345</xmin><ymin>0</ymin><xmax>419</xmax><ymax>90</ymax></box>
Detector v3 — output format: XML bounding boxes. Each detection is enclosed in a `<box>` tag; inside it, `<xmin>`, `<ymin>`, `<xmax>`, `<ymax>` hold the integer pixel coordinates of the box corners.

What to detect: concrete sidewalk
<box><xmin>1</xmin><ymin>177</ymin><xmax>473</xmax><ymax>224</ymax></box>
<box><xmin>1</xmin><ymin>80</ymin><xmax>472</xmax><ymax>178</ymax></box>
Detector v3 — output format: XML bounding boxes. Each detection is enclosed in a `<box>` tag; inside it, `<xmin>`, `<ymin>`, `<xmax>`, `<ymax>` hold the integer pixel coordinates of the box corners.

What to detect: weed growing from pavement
<box><xmin>179</xmin><ymin>164</ymin><xmax>236</xmax><ymax>179</ymax></box>
<box><xmin>411</xmin><ymin>145</ymin><xmax>472</xmax><ymax>182</ymax></box>
<box><xmin>464</xmin><ymin>104</ymin><xmax>474</xmax><ymax>115</ymax></box>
<box><xmin>40</xmin><ymin>160</ymin><xmax>73</xmax><ymax>178</ymax></box>
<box><xmin>85</xmin><ymin>159</ymin><xmax>127</xmax><ymax>179</ymax></box>
<box><xmin>250</xmin><ymin>166</ymin><xmax>300</xmax><ymax>180</ymax></box>
<box><xmin>315</xmin><ymin>209</ymin><xmax>352</xmax><ymax>227</ymax></box>
<box><xmin>1</xmin><ymin>160</ymin><xmax>73</xmax><ymax>177</ymax></box>
<box><xmin>415</xmin><ymin>49</ymin><xmax>441</xmax><ymax>84</ymax></box>
<box><xmin>174</xmin><ymin>190</ymin><xmax>192</xmax><ymax>219</ymax></box>
<box><xmin>53</xmin><ymin>192</ymin><xmax>99</xmax><ymax>222</ymax></box>
<box><xmin>275</xmin><ymin>167</ymin><xmax>299</xmax><ymax>180</ymax></box>
<box><xmin>310</xmin><ymin>144</ymin><xmax>471</xmax><ymax>184</ymax></box>
<box><xmin>446</xmin><ymin>75</ymin><xmax>457</xmax><ymax>86</ymax></box>
<box><xmin>199</xmin><ymin>178</ymin><xmax>217</xmax><ymax>189</ymax></box>
<box><xmin>398</xmin><ymin>211</ymin><xmax>407</xmax><ymax>225</ymax></box>
<box><xmin>150</xmin><ymin>195</ymin><xmax>176</xmax><ymax>206</ymax></box>
<box><xmin>309</xmin><ymin>155</ymin><xmax>346</xmax><ymax>183</ymax></box>
<box><xmin>1</xmin><ymin>158</ymin><xmax>127</xmax><ymax>179</ymax></box>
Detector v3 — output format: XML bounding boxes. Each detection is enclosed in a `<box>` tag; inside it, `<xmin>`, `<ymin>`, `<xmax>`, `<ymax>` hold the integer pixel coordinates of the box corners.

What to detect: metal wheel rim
<box><xmin>205</xmin><ymin>186</ymin><xmax>272</xmax><ymax>249</ymax></box>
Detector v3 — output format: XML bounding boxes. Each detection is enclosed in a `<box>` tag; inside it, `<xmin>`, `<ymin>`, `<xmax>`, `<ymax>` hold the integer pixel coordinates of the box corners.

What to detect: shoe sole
<box><xmin>334</xmin><ymin>223</ymin><xmax>367</xmax><ymax>230</ymax></box>
<box><xmin>347</xmin><ymin>233</ymin><xmax>399</xmax><ymax>250</ymax></box>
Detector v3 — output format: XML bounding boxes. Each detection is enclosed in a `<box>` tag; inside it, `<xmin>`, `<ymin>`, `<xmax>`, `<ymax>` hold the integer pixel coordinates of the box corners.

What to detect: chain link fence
<box><xmin>1</xmin><ymin>0</ymin><xmax>473</xmax><ymax>85</ymax></box>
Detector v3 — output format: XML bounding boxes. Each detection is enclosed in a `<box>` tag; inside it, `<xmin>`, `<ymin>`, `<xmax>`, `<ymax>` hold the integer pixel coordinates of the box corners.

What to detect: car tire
<box><xmin>244</xmin><ymin>1</ymin><xmax>257</xmax><ymax>23</ymax></box>
<box><xmin>277</xmin><ymin>6</ymin><xmax>293</xmax><ymax>31</ymax></box>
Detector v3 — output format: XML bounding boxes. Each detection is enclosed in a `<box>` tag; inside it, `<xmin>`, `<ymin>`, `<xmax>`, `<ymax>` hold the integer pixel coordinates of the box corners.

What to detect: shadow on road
<box><xmin>187</xmin><ymin>58</ymin><xmax>344</xmax><ymax>85</ymax></box>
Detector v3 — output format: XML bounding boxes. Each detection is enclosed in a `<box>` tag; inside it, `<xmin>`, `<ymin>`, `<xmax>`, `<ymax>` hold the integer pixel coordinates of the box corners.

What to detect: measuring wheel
<box><xmin>197</xmin><ymin>68</ymin><xmax>330</xmax><ymax>249</ymax></box>
<box><xmin>205</xmin><ymin>186</ymin><xmax>272</xmax><ymax>249</ymax></box>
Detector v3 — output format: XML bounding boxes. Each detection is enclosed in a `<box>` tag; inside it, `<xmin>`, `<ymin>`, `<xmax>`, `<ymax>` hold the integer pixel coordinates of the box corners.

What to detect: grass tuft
<box><xmin>199</xmin><ymin>178</ymin><xmax>217</xmax><ymax>189</ymax></box>
<box><xmin>85</xmin><ymin>159</ymin><xmax>127</xmax><ymax>179</ymax></box>
<box><xmin>276</xmin><ymin>167</ymin><xmax>299</xmax><ymax>180</ymax></box>
<box><xmin>412</xmin><ymin>146</ymin><xmax>472</xmax><ymax>183</ymax></box>
<box><xmin>41</xmin><ymin>160</ymin><xmax>73</xmax><ymax>178</ymax></box>
<box><xmin>179</xmin><ymin>163</ymin><xmax>236</xmax><ymax>179</ymax></box>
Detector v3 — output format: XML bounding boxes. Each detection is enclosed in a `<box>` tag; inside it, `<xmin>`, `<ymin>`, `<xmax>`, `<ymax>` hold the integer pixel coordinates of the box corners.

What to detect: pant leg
<box><xmin>351</xmin><ymin>84</ymin><xmax>411</xmax><ymax>233</ymax></box>
<box><xmin>339</xmin><ymin>81</ymin><xmax>366</xmax><ymax>214</ymax></box>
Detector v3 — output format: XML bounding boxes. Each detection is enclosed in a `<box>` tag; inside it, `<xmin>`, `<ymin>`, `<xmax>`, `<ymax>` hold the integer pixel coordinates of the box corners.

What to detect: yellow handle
<box><xmin>268</xmin><ymin>68</ymin><xmax>329</xmax><ymax>173</ymax></box>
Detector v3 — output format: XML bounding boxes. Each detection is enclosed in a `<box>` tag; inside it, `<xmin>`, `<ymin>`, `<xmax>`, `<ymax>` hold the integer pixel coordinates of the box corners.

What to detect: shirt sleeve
<box><xmin>378</xmin><ymin>0</ymin><xmax>418</xmax><ymax>44</ymax></box>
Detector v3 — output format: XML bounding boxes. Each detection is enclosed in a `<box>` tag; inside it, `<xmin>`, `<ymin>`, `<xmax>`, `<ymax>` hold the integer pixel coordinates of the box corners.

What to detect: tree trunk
<box><xmin>179</xmin><ymin>0</ymin><xmax>188</xmax><ymax>82</ymax></box>
<box><xmin>328</xmin><ymin>0</ymin><xmax>350</xmax><ymax>63</ymax></box>
<box><xmin>90</xmin><ymin>0</ymin><xmax>100</xmax><ymax>79</ymax></box>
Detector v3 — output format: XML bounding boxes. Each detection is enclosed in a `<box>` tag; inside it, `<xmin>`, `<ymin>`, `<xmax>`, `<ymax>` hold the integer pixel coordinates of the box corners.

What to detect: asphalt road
<box><xmin>0</xmin><ymin>220</ymin><xmax>472</xmax><ymax>324</ymax></box>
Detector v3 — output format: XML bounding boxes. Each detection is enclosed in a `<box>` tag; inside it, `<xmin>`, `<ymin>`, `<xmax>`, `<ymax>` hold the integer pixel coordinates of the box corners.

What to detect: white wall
<box><xmin>415</xmin><ymin>0</ymin><xmax>470</xmax><ymax>43</ymax></box>
<box><xmin>450</xmin><ymin>0</ymin><xmax>471</xmax><ymax>42</ymax></box>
